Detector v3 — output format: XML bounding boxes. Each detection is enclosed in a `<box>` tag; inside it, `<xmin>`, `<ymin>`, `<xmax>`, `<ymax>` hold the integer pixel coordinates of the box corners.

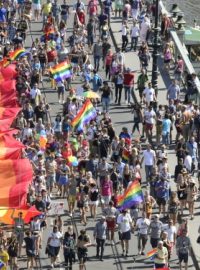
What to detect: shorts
<box><xmin>58</xmin><ymin>86</ymin><xmax>65</xmax><ymax>94</ymax></box>
<box><xmin>106</xmin><ymin>218</ymin><xmax>116</xmax><ymax>230</ymax></box>
<box><xmin>16</xmin><ymin>231</ymin><xmax>24</xmax><ymax>245</ymax></box>
<box><xmin>155</xmin><ymin>263</ymin><xmax>166</xmax><ymax>269</ymax></box>
<box><xmin>33</xmin><ymin>3</ymin><xmax>41</xmax><ymax>10</ymax></box>
<box><xmin>71</xmin><ymin>62</ymin><xmax>79</xmax><ymax>68</ymax></box>
<box><xmin>119</xmin><ymin>230</ymin><xmax>131</xmax><ymax>241</ymax></box>
<box><xmin>101</xmin><ymin>195</ymin><xmax>111</xmax><ymax>205</ymax></box>
<box><xmin>89</xmin><ymin>200</ymin><xmax>99</xmax><ymax>206</ymax></box>
<box><xmin>26</xmin><ymin>249</ymin><xmax>36</xmax><ymax>257</ymax></box>
<box><xmin>68</xmin><ymin>195</ymin><xmax>76</xmax><ymax>204</ymax></box>
<box><xmin>46</xmin><ymin>175</ymin><xmax>55</xmax><ymax>188</ymax></box>
<box><xmin>157</xmin><ymin>197</ymin><xmax>167</xmax><ymax>206</ymax></box>
<box><xmin>77</xmin><ymin>248</ymin><xmax>88</xmax><ymax>262</ymax></box>
<box><xmin>178</xmin><ymin>252</ymin><xmax>188</xmax><ymax>263</ymax></box>
<box><xmin>58</xmin><ymin>175</ymin><xmax>68</xmax><ymax>186</ymax></box>
<box><xmin>164</xmin><ymin>59</ymin><xmax>171</xmax><ymax>63</ymax></box>
<box><xmin>48</xmin><ymin>246</ymin><xmax>60</xmax><ymax>257</ymax></box>
<box><xmin>145</xmin><ymin>123</ymin><xmax>153</xmax><ymax>130</ymax></box>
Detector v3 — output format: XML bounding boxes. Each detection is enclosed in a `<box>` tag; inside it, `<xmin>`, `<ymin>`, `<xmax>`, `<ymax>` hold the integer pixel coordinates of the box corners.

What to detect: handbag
<box><xmin>197</xmin><ymin>235</ymin><xmax>200</xmax><ymax>244</ymax></box>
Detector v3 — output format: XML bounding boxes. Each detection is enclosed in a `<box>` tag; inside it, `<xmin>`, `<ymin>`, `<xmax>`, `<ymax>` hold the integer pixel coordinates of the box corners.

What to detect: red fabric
<box><xmin>0</xmin><ymin>80</ymin><xmax>18</xmax><ymax>107</ymax></box>
<box><xmin>0</xmin><ymin>64</ymin><xmax>17</xmax><ymax>80</ymax></box>
<box><xmin>105</xmin><ymin>54</ymin><xmax>113</xmax><ymax>65</ymax></box>
<box><xmin>47</xmin><ymin>50</ymin><xmax>57</xmax><ymax>63</ymax></box>
<box><xmin>0</xmin><ymin>107</ymin><xmax>21</xmax><ymax>131</ymax></box>
<box><xmin>123</xmin><ymin>73</ymin><xmax>134</xmax><ymax>86</ymax></box>
<box><xmin>77</xmin><ymin>11</ymin><xmax>85</xmax><ymax>25</ymax></box>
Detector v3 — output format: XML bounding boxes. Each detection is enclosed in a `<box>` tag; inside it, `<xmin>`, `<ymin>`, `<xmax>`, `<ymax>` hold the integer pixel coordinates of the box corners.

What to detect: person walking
<box><xmin>130</xmin><ymin>20</ymin><xmax>140</xmax><ymax>51</ymax></box>
<box><xmin>47</xmin><ymin>226</ymin><xmax>63</xmax><ymax>268</ymax></box>
<box><xmin>63</xmin><ymin>226</ymin><xmax>76</xmax><ymax>269</ymax></box>
<box><xmin>77</xmin><ymin>230</ymin><xmax>91</xmax><ymax>270</ymax></box>
<box><xmin>135</xmin><ymin>212</ymin><xmax>150</xmax><ymax>255</ymax></box>
<box><xmin>93</xmin><ymin>216</ymin><xmax>107</xmax><ymax>261</ymax></box>
<box><xmin>149</xmin><ymin>215</ymin><xmax>163</xmax><ymax>248</ymax></box>
<box><xmin>123</xmin><ymin>68</ymin><xmax>134</xmax><ymax>105</ymax></box>
<box><xmin>154</xmin><ymin>241</ymin><xmax>168</xmax><ymax>269</ymax></box>
<box><xmin>117</xmin><ymin>209</ymin><xmax>133</xmax><ymax>257</ymax></box>
<box><xmin>141</xmin><ymin>144</ymin><xmax>156</xmax><ymax>184</ymax></box>
<box><xmin>121</xmin><ymin>21</ymin><xmax>129</xmax><ymax>52</ymax></box>
<box><xmin>176</xmin><ymin>229</ymin><xmax>191</xmax><ymax>270</ymax></box>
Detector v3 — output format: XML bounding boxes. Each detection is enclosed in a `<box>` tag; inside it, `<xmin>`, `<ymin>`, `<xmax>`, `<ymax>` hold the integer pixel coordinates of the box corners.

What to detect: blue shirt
<box><xmin>155</xmin><ymin>180</ymin><xmax>169</xmax><ymax>199</ymax></box>
<box><xmin>162</xmin><ymin>118</ymin><xmax>171</xmax><ymax>135</ymax></box>
<box><xmin>92</xmin><ymin>74</ymin><xmax>101</xmax><ymax>92</ymax></box>
<box><xmin>0</xmin><ymin>8</ymin><xmax>6</xmax><ymax>22</ymax></box>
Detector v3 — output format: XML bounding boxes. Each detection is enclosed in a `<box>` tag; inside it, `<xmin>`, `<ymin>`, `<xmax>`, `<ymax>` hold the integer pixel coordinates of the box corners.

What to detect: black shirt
<box><xmin>34</xmin><ymin>106</ymin><xmax>46</xmax><ymax>122</ymax></box>
<box><xmin>24</xmin><ymin>236</ymin><xmax>35</xmax><ymax>252</ymax></box>
<box><xmin>61</xmin><ymin>4</ymin><xmax>69</xmax><ymax>15</ymax></box>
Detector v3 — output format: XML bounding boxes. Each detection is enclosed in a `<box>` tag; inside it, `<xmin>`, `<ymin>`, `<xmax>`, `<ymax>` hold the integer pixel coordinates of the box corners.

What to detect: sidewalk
<box><xmin>109</xmin><ymin>13</ymin><xmax>198</xmax><ymax>270</ymax></box>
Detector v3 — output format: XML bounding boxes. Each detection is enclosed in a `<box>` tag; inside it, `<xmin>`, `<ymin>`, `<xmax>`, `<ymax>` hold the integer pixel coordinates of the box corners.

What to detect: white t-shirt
<box><xmin>117</xmin><ymin>213</ymin><xmax>132</xmax><ymax>233</ymax></box>
<box><xmin>131</xmin><ymin>25</ymin><xmax>140</xmax><ymax>37</ymax></box>
<box><xmin>143</xmin><ymin>149</ymin><xmax>156</xmax><ymax>166</ymax></box>
<box><xmin>144</xmin><ymin>109</ymin><xmax>156</xmax><ymax>124</ymax></box>
<box><xmin>136</xmin><ymin>218</ymin><xmax>150</xmax><ymax>234</ymax></box>
<box><xmin>162</xmin><ymin>224</ymin><xmax>177</xmax><ymax>242</ymax></box>
<box><xmin>122</xmin><ymin>25</ymin><xmax>128</xmax><ymax>36</ymax></box>
<box><xmin>49</xmin><ymin>231</ymin><xmax>63</xmax><ymax>247</ymax></box>
<box><xmin>86</xmin><ymin>126</ymin><xmax>96</xmax><ymax>141</ymax></box>
<box><xmin>143</xmin><ymin>87</ymin><xmax>155</xmax><ymax>103</ymax></box>
<box><xmin>30</xmin><ymin>88</ymin><xmax>41</xmax><ymax>99</ymax></box>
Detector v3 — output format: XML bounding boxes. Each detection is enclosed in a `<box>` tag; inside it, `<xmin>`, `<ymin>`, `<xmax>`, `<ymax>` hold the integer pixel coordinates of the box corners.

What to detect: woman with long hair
<box><xmin>186</xmin><ymin>178</ymin><xmax>198</xmax><ymax>220</ymax></box>
<box><xmin>168</xmin><ymin>191</ymin><xmax>179</xmax><ymax>225</ymax></box>
<box><xmin>177</xmin><ymin>174</ymin><xmax>188</xmax><ymax>215</ymax></box>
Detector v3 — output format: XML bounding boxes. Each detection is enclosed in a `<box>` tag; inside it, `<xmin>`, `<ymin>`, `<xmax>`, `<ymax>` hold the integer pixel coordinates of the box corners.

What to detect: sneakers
<box><xmin>51</xmin><ymin>264</ymin><xmax>54</xmax><ymax>268</ymax></box>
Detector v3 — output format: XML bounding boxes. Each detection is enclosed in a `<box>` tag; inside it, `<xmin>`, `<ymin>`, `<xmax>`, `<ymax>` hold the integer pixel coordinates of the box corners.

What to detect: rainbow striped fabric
<box><xmin>117</xmin><ymin>180</ymin><xmax>143</xmax><ymax>210</ymax></box>
<box><xmin>71</xmin><ymin>99</ymin><xmax>97</xmax><ymax>131</ymax></box>
<box><xmin>50</xmin><ymin>61</ymin><xmax>72</xmax><ymax>82</ymax></box>
<box><xmin>147</xmin><ymin>248</ymin><xmax>158</xmax><ymax>259</ymax></box>
<box><xmin>9</xmin><ymin>48</ymin><xmax>28</xmax><ymax>61</ymax></box>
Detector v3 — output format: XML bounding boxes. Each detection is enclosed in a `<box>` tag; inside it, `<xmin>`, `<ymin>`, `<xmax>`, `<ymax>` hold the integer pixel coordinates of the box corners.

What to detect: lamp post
<box><xmin>151</xmin><ymin>0</ymin><xmax>159</xmax><ymax>93</ymax></box>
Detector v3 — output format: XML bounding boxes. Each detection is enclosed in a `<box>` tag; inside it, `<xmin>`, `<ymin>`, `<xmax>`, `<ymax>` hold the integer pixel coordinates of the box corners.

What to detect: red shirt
<box><xmin>47</xmin><ymin>50</ymin><xmax>57</xmax><ymax>62</ymax></box>
<box><xmin>77</xmin><ymin>11</ymin><xmax>85</xmax><ymax>25</ymax></box>
<box><xmin>123</xmin><ymin>72</ymin><xmax>134</xmax><ymax>86</ymax></box>
<box><xmin>105</xmin><ymin>54</ymin><xmax>113</xmax><ymax>65</ymax></box>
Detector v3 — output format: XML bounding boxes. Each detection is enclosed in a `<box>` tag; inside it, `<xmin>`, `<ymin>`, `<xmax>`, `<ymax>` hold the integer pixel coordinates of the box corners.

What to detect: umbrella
<box><xmin>0</xmin><ymin>206</ymin><xmax>42</xmax><ymax>225</ymax></box>
<box><xmin>82</xmin><ymin>91</ymin><xmax>100</xmax><ymax>99</ymax></box>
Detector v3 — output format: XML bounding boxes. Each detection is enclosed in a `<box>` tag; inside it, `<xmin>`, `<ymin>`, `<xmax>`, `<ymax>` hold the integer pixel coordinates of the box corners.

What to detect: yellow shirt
<box><xmin>0</xmin><ymin>251</ymin><xmax>9</xmax><ymax>270</ymax></box>
<box><xmin>42</xmin><ymin>3</ymin><xmax>52</xmax><ymax>15</ymax></box>
<box><xmin>154</xmin><ymin>246</ymin><xmax>168</xmax><ymax>264</ymax></box>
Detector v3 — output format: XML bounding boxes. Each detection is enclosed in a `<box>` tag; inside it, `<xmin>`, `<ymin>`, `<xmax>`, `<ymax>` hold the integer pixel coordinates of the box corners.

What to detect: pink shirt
<box><xmin>101</xmin><ymin>180</ymin><xmax>113</xmax><ymax>196</ymax></box>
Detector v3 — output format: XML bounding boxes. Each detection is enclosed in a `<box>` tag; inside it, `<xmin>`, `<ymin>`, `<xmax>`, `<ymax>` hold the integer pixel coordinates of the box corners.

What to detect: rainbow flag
<box><xmin>0</xmin><ymin>57</ymin><xmax>10</xmax><ymax>67</ymax></box>
<box><xmin>9</xmin><ymin>48</ymin><xmax>28</xmax><ymax>61</ymax></box>
<box><xmin>50</xmin><ymin>61</ymin><xmax>72</xmax><ymax>82</ymax></box>
<box><xmin>122</xmin><ymin>148</ymin><xmax>129</xmax><ymax>162</ymax></box>
<box><xmin>117</xmin><ymin>180</ymin><xmax>143</xmax><ymax>210</ymax></box>
<box><xmin>147</xmin><ymin>248</ymin><xmax>157</xmax><ymax>260</ymax></box>
<box><xmin>0</xmin><ymin>260</ymin><xmax>4</xmax><ymax>269</ymax></box>
<box><xmin>71</xmin><ymin>99</ymin><xmax>97</xmax><ymax>131</ymax></box>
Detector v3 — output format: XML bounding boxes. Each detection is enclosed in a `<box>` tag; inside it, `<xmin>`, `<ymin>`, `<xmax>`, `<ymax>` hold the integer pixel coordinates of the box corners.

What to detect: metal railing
<box><xmin>159</xmin><ymin>0</ymin><xmax>200</xmax><ymax>105</ymax></box>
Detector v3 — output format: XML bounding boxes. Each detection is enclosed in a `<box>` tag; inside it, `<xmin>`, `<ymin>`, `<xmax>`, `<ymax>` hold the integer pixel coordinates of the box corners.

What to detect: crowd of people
<box><xmin>0</xmin><ymin>0</ymin><xmax>199</xmax><ymax>270</ymax></box>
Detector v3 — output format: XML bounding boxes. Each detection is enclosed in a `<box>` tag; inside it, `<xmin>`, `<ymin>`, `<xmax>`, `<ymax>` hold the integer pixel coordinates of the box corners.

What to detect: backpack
<box><xmin>97</xmin><ymin>76</ymin><xmax>103</xmax><ymax>87</ymax></box>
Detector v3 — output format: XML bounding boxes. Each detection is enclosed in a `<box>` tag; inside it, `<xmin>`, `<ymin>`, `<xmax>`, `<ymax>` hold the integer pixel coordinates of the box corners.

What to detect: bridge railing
<box><xmin>159</xmin><ymin>0</ymin><xmax>200</xmax><ymax>104</ymax></box>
